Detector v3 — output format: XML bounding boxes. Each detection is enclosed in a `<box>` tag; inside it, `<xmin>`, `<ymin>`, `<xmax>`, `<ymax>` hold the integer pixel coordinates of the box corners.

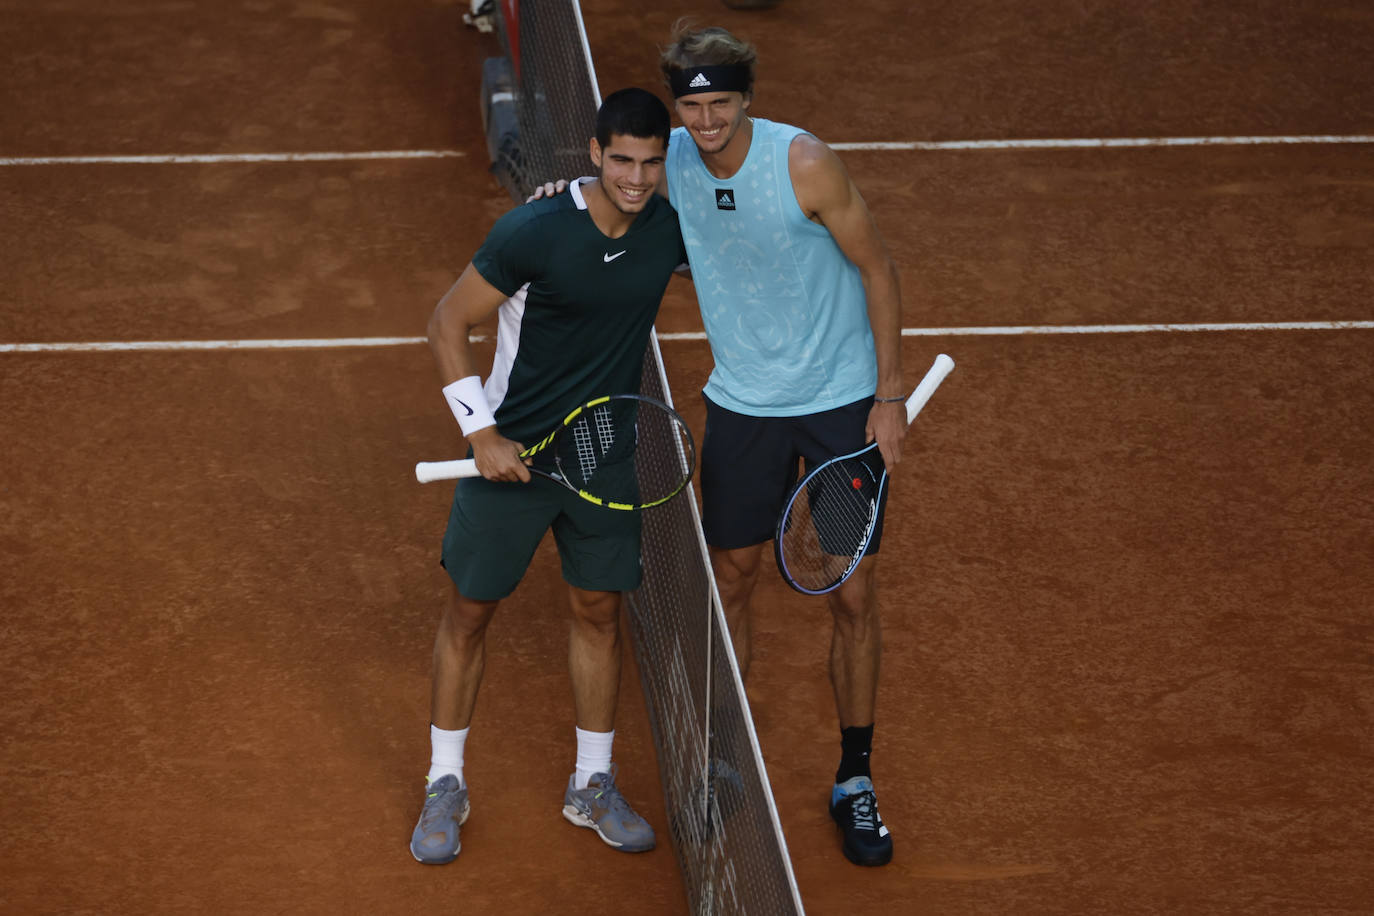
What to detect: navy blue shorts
<box><xmin>700</xmin><ymin>393</ymin><xmax>887</xmax><ymax>552</ymax></box>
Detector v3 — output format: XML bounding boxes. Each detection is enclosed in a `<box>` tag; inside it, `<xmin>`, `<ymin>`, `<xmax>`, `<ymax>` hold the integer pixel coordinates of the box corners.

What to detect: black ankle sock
<box><xmin>835</xmin><ymin>724</ymin><xmax>874</xmax><ymax>783</ymax></box>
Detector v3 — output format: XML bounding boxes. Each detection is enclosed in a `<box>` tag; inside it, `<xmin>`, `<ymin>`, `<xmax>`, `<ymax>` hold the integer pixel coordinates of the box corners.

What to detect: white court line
<box><xmin>4</xmin><ymin>135</ymin><xmax>1374</xmax><ymax>166</ymax></box>
<box><xmin>898</xmin><ymin>321</ymin><xmax>1374</xmax><ymax>336</ymax></box>
<box><xmin>0</xmin><ymin>337</ymin><xmax>428</xmax><ymax>352</ymax></box>
<box><xmin>3</xmin><ymin>322</ymin><xmax>1371</xmax><ymax>353</ymax></box>
<box><xmin>830</xmin><ymin>135</ymin><xmax>1374</xmax><ymax>151</ymax></box>
<box><xmin>0</xmin><ymin>150</ymin><xmax>466</xmax><ymax>166</ymax></box>
<box><xmin>670</xmin><ymin>321</ymin><xmax>1374</xmax><ymax>339</ymax></box>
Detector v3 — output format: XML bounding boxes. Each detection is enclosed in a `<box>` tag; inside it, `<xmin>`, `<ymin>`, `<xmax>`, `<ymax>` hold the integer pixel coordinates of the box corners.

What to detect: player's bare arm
<box><xmin>788</xmin><ymin>134</ymin><xmax>906</xmax><ymax>467</ymax></box>
<box><xmin>428</xmin><ymin>264</ymin><xmax>531</xmax><ymax>482</ymax></box>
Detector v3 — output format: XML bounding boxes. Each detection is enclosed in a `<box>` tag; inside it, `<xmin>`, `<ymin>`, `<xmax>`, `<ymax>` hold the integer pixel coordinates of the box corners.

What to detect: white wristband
<box><xmin>442</xmin><ymin>375</ymin><xmax>497</xmax><ymax>437</ymax></box>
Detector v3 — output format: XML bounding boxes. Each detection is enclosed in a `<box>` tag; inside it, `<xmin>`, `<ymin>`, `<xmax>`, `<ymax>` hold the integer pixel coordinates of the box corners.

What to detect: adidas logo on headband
<box><xmin>670</xmin><ymin>64</ymin><xmax>750</xmax><ymax>98</ymax></box>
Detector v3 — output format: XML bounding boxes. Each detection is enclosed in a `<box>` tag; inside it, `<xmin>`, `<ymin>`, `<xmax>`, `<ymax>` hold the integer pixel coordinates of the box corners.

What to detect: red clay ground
<box><xmin>2</xmin><ymin>1</ymin><xmax>1373</xmax><ymax>913</ymax></box>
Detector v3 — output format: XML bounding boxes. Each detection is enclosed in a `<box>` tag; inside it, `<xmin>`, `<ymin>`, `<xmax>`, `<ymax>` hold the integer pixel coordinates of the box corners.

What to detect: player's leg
<box><xmin>411</xmin><ymin>586</ymin><xmax>494</xmax><ymax>865</ymax></box>
<box><xmin>827</xmin><ymin>560</ymin><xmax>894</xmax><ymax>866</ymax></box>
<box><xmin>797</xmin><ymin>397</ymin><xmax>895</xmax><ymax>866</ymax></box>
<box><xmin>412</xmin><ymin>476</ymin><xmax>557</xmax><ymax>865</ymax></box>
<box><xmin>709</xmin><ymin>542</ymin><xmax>766</xmax><ymax>678</ymax></box>
<box><xmin>552</xmin><ymin>494</ymin><xmax>655</xmax><ymax>852</ymax></box>
<box><xmin>430</xmin><ymin>585</ymin><xmax>500</xmax><ymax>731</ymax></box>
<box><xmin>567</xmin><ymin>586</ymin><xmax>623</xmax><ymax>734</ymax></box>
<box><xmin>828</xmin><ymin>558</ymin><xmax>881</xmax><ymax>730</ymax></box>
<box><xmin>700</xmin><ymin>394</ymin><xmax>798</xmax><ymax>678</ymax></box>
<box><xmin>794</xmin><ymin>396</ymin><xmax>887</xmax><ymax>727</ymax></box>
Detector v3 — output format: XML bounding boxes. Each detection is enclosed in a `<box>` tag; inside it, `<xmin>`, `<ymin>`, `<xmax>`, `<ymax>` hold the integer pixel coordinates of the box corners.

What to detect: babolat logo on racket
<box><xmin>716</xmin><ymin>189</ymin><xmax>735</xmax><ymax>211</ymax></box>
<box><xmin>689</xmin><ymin>72</ymin><xmax>711</xmax><ymax>89</ymax></box>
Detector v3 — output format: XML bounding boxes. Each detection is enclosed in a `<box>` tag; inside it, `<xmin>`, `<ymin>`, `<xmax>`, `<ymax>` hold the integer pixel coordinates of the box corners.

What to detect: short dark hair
<box><xmin>595</xmin><ymin>87</ymin><xmax>671</xmax><ymax>149</ymax></box>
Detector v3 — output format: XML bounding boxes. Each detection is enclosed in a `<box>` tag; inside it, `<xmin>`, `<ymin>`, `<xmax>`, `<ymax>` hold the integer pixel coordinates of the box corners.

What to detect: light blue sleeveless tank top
<box><xmin>666</xmin><ymin>118</ymin><xmax>876</xmax><ymax>417</ymax></box>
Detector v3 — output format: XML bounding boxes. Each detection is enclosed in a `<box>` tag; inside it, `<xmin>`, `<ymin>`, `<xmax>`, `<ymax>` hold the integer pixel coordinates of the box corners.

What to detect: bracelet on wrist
<box><xmin>874</xmin><ymin>394</ymin><xmax>906</xmax><ymax>403</ymax></box>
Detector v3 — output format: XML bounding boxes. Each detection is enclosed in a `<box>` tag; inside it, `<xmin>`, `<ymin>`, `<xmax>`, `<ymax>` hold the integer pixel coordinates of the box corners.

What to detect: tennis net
<box><xmin>479</xmin><ymin>3</ymin><xmax>804</xmax><ymax>913</ymax></box>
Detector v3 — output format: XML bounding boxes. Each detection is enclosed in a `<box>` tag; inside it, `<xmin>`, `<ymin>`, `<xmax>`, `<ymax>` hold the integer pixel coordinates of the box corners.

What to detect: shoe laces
<box><xmin>589</xmin><ymin>768</ymin><xmax>634</xmax><ymax>816</ymax></box>
<box><xmin>598</xmin><ymin>789</ymin><xmax>635</xmax><ymax>817</ymax></box>
<box><xmin>848</xmin><ymin>790</ymin><xmax>879</xmax><ymax>832</ymax></box>
<box><xmin>422</xmin><ymin>781</ymin><xmax>463</xmax><ymax>828</ymax></box>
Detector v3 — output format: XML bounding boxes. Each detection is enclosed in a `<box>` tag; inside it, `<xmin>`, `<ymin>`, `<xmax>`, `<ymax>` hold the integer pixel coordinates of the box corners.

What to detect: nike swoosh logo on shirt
<box><xmin>603</xmin><ymin>251</ymin><xmax>626</xmax><ymax>262</ymax></box>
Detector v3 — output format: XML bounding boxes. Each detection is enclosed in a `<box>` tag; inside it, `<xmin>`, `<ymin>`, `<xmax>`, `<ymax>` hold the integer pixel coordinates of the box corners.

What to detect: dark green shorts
<box><xmin>440</xmin><ymin>474</ymin><xmax>643</xmax><ymax>600</ymax></box>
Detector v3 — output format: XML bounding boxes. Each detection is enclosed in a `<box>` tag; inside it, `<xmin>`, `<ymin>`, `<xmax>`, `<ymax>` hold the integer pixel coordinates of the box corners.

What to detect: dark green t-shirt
<box><xmin>472</xmin><ymin>179</ymin><xmax>686</xmax><ymax>444</ymax></box>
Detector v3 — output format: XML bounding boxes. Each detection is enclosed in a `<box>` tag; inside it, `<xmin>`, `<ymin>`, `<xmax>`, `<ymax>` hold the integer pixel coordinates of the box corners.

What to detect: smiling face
<box><xmin>589</xmin><ymin>132</ymin><xmax>667</xmax><ymax>215</ymax></box>
<box><xmin>673</xmin><ymin>90</ymin><xmax>751</xmax><ymax>156</ymax></box>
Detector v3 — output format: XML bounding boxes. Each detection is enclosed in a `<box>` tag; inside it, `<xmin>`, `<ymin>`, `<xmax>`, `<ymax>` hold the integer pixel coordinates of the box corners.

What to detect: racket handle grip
<box><xmin>905</xmin><ymin>353</ymin><xmax>955</xmax><ymax>425</ymax></box>
<box><xmin>415</xmin><ymin>458</ymin><xmax>481</xmax><ymax>483</ymax></box>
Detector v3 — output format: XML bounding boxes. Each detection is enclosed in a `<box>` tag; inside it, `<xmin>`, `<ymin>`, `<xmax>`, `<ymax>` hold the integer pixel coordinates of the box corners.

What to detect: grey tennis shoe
<box><xmin>561</xmin><ymin>765</ymin><xmax>656</xmax><ymax>852</ymax></box>
<box><xmin>410</xmin><ymin>774</ymin><xmax>470</xmax><ymax>864</ymax></box>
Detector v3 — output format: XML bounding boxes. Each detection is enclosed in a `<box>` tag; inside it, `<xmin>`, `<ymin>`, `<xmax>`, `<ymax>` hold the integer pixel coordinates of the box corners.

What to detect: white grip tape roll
<box><xmin>442</xmin><ymin>375</ymin><xmax>496</xmax><ymax>437</ymax></box>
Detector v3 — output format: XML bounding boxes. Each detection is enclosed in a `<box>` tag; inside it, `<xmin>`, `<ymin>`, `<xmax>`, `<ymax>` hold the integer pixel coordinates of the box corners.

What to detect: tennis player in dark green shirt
<box><xmin>410</xmin><ymin>88</ymin><xmax>687</xmax><ymax>866</ymax></box>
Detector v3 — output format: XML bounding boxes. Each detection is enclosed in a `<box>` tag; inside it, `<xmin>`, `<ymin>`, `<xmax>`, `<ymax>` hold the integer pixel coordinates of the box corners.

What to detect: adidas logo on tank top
<box><xmin>716</xmin><ymin>189</ymin><xmax>735</xmax><ymax>211</ymax></box>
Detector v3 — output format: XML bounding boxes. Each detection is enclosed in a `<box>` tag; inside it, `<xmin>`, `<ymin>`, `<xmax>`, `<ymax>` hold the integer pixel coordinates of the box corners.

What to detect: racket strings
<box><xmin>594</xmin><ymin>404</ymin><xmax>616</xmax><ymax>453</ymax></box>
<box><xmin>555</xmin><ymin>398</ymin><xmax>694</xmax><ymax>507</ymax></box>
<box><xmin>569</xmin><ymin>408</ymin><xmax>605</xmax><ymax>477</ymax></box>
<box><xmin>630</xmin><ymin>406</ymin><xmax>694</xmax><ymax>505</ymax></box>
<box><xmin>779</xmin><ymin>459</ymin><xmax>880</xmax><ymax>591</ymax></box>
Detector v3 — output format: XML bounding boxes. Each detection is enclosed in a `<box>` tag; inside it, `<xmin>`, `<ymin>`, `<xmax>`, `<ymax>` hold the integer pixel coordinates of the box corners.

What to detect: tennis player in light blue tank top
<box><xmin>666</xmin><ymin>119</ymin><xmax>877</xmax><ymax>416</ymax></box>
<box><xmin>661</xmin><ymin>25</ymin><xmax>912</xmax><ymax>870</ymax></box>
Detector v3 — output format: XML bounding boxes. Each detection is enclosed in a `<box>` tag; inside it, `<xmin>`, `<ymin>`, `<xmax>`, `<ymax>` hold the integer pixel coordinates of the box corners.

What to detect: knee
<box><xmin>829</xmin><ymin>568</ymin><xmax>878</xmax><ymax>625</ymax></box>
<box><xmin>440</xmin><ymin>593</ymin><xmax>498</xmax><ymax>643</ymax></box>
<box><xmin>711</xmin><ymin>547</ymin><xmax>762</xmax><ymax>599</ymax></box>
<box><xmin>569</xmin><ymin>590</ymin><xmax>622</xmax><ymax>638</ymax></box>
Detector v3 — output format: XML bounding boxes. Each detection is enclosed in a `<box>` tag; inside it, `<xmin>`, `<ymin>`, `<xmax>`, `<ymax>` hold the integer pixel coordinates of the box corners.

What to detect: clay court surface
<box><xmin>3</xmin><ymin>1</ymin><xmax>1373</xmax><ymax>913</ymax></box>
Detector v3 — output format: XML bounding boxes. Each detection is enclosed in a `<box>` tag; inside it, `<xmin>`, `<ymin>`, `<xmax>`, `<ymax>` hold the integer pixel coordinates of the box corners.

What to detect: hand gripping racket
<box><xmin>775</xmin><ymin>354</ymin><xmax>955</xmax><ymax>594</ymax></box>
<box><xmin>415</xmin><ymin>393</ymin><xmax>696</xmax><ymax>511</ymax></box>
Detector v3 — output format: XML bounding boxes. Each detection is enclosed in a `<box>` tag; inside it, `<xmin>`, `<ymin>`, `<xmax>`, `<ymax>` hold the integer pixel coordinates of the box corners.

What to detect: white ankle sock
<box><xmin>574</xmin><ymin>727</ymin><xmax>614</xmax><ymax>789</ymax></box>
<box><xmin>427</xmin><ymin>724</ymin><xmax>468</xmax><ymax>786</ymax></box>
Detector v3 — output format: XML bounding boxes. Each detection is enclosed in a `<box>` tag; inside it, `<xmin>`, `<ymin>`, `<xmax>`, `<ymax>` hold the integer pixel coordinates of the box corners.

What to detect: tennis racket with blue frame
<box><xmin>775</xmin><ymin>354</ymin><xmax>955</xmax><ymax>594</ymax></box>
